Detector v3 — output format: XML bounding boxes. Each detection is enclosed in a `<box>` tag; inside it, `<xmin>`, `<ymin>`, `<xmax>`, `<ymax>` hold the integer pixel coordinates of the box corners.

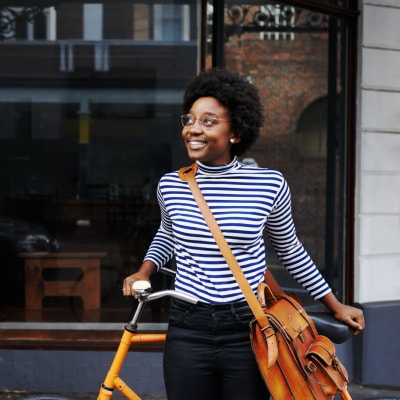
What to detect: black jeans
<box><xmin>163</xmin><ymin>298</ymin><xmax>270</xmax><ymax>400</ymax></box>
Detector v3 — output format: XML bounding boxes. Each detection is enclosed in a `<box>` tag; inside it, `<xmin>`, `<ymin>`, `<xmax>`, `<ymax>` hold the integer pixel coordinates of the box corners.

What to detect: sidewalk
<box><xmin>347</xmin><ymin>382</ymin><xmax>400</xmax><ymax>399</ymax></box>
<box><xmin>2</xmin><ymin>382</ymin><xmax>400</xmax><ymax>399</ymax></box>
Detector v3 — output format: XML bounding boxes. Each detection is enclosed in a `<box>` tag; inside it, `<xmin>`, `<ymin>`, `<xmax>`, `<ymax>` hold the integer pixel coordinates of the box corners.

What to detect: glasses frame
<box><xmin>180</xmin><ymin>113</ymin><xmax>230</xmax><ymax>128</ymax></box>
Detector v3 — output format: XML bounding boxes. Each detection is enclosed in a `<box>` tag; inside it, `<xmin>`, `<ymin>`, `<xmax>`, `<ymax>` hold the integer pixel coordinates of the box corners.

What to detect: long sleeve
<box><xmin>266</xmin><ymin>178</ymin><xmax>331</xmax><ymax>299</ymax></box>
<box><xmin>143</xmin><ymin>184</ymin><xmax>175</xmax><ymax>269</ymax></box>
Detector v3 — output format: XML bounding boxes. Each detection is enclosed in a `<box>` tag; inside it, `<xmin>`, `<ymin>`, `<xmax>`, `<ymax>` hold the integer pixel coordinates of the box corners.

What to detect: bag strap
<box><xmin>264</xmin><ymin>268</ymin><xmax>285</xmax><ymax>297</ymax></box>
<box><xmin>179</xmin><ymin>163</ymin><xmax>278</xmax><ymax>367</ymax></box>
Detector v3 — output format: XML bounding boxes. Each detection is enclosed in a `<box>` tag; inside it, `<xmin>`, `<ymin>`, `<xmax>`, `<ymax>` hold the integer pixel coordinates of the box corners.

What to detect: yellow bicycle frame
<box><xmin>97</xmin><ymin>329</ymin><xmax>166</xmax><ymax>400</ymax></box>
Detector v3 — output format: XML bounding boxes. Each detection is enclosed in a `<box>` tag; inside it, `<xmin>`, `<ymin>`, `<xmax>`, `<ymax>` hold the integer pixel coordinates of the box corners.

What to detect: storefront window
<box><xmin>0</xmin><ymin>1</ymin><xmax>199</xmax><ymax>326</ymax></box>
<box><xmin>0</xmin><ymin>1</ymin><xmax>358</xmax><ymax>341</ymax></box>
<box><xmin>206</xmin><ymin>1</ymin><xmax>354</xmax><ymax>305</ymax></box>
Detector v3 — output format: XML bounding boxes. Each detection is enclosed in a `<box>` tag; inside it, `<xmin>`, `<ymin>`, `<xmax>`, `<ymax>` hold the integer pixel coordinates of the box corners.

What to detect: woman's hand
<box><xmin>122</xmin><ymin>261</ymin><xmax>156</xmax><ymax>297</ymax></box>
<box><xmin>320</xmin><ymin>292</ymin><xmax>365</xmax><ymax>335</ymax></box>
<box><xmin>331</xmin><ymin>303</ymin><xmax>365</xmax><ymax>335</ymax></box>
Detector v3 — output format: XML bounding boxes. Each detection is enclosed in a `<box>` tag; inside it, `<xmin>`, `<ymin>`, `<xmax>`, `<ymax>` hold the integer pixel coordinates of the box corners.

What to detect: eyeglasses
<box><xmin>180</xmin><ymin>113</ymin><xmax>229</xmax><ymax>129</ymax></box>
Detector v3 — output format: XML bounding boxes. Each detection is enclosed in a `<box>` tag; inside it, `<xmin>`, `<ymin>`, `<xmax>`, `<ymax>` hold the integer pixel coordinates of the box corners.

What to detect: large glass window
<box><xmin>206</xmin><ymin>1</ymin><xmax>357</xmax><ymax>307</ymax></box>
<box><xmin>0</xmin><ymin>1</ymin><xmax>199</xmax><ymax>328</ymax></box>
<box><xmin>0</xmin><ymin>0</ymin><xmax>358</xmax><ymax>346</ymax></box>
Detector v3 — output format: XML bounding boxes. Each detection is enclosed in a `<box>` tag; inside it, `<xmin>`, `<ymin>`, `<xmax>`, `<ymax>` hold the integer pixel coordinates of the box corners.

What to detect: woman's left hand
<box><xmin>331</xmin><ymin>303</ymin><xmax>365</xmax><ymax>335</ymax></box>
<box><xmin>321</xmin><ymin>292</ymin><xmax>365</xmax><ymax>335</ymax></box>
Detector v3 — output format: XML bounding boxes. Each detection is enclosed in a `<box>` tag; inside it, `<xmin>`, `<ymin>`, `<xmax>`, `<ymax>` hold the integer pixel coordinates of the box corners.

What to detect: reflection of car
<box><xmin>0</xmin><ymin>215</ymin><xmax>59</xmax><ymax>254</ymax></box>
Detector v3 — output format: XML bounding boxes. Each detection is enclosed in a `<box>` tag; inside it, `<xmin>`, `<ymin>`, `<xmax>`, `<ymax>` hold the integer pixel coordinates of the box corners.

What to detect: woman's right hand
<box><xmin>122</xmin><ymin>261</ymin><xmax>156</xmax><ymax>297</ymax></box>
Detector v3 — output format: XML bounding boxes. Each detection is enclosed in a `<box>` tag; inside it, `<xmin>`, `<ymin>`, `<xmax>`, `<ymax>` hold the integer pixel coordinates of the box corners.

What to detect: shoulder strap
<box><xmin>264</xmin><ymin>269</ymin><xmax>285</xmax><ymax>297</ymax></box>
<box><xmin>179</xmin><ymin>163</ymin><xmax>278</xmax><ymax>367</ymax></box>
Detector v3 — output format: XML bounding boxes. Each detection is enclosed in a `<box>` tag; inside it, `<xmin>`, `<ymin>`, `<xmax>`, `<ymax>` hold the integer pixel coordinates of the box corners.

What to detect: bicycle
<box><xmin>96</xmin><ymin>269</ymin><xmax>356</xmax><ymax>400</ymax></box>
<box><xmin>97</xmin><ymin>267</ymin><xmax>197</xmax><ymax>400</ymax></box>
<box><xmin>20</xmin><ymin>267</ymin><xmax>369</xmax><ymax>400</ymax></box>
<box><xmin>17</xmin><ymin>280</ymin><xmax>399</xmax><ymax>400</ymax></box>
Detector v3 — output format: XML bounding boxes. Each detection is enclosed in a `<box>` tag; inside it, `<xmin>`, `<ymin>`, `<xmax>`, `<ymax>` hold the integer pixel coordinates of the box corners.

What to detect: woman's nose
<box><xmin>187</xmin><ymin>121</ymin><xmax>203</xmax><ymax>132</ymax></box>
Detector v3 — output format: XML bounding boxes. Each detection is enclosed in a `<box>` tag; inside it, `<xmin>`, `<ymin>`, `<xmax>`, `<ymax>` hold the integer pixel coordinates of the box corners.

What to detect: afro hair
<box><xmin>182</xmin><ymin>68</ymin><xmax>264</xmax><ymax>156</ymax></box>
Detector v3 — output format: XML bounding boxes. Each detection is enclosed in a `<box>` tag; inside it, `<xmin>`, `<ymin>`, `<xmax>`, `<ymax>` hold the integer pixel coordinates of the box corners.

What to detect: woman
<box><xmin>123</xmin><ymin>68</ymin><xmax>365</xmax><ymax>400</ymax></box>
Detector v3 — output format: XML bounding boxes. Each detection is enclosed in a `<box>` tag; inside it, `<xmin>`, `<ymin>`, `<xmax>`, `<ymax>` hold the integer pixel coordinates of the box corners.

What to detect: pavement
<box><xmin>2</xmin><ymin>382</ymin><xmax>400</xmax><ymax>399</ymax></box>
<box><xmin>347</xmin><ymin>382</ymin><xmax>400</xmax><ymax>399</ymax></box>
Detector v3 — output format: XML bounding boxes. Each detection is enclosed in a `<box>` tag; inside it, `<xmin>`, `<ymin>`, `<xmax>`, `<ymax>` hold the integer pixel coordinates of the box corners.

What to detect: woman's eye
<box><xmin>184</xmin><ymin>116</ymin><xmax>194</xmax><ymax>125</ymax></box>
<box><xmin>203</xmin><ymin>117</ymin><xmax>215</xmax><ymax>126</ymax></box>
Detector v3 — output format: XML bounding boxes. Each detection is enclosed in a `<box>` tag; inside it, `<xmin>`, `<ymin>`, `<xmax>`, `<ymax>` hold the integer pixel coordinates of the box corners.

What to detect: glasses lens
<box><xmin>181</xmin><ymin>114</ymin><xmax>193</xmax><ymax>127</ymax></box>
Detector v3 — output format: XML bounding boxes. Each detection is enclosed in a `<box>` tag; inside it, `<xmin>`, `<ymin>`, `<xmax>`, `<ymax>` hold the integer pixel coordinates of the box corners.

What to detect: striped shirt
<box><xmin>144</xmin><ymin>158</ymin><xmax>331</xmax><ymax>303</ymax></box>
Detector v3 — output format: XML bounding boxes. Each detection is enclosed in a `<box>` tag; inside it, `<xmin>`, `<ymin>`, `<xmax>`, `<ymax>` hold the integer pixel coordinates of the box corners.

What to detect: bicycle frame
<box><xmin>97</xmin><ymin>282</ymin><xmax>197</xmax><ymax>400</ymax></box>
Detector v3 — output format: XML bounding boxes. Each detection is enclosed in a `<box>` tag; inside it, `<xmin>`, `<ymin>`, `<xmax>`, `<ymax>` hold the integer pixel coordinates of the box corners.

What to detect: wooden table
<box><xmin>19</xmin><ymin>252</ymin><xmax>107</xmax><ymax>310</ymax></box>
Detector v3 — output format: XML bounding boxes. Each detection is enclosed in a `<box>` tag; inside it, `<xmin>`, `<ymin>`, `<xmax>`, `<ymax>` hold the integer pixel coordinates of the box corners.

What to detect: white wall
<box><xmin>356</xmin><ymin>0</ymin><xmax>400</xmax><ymax>303</ymax></box>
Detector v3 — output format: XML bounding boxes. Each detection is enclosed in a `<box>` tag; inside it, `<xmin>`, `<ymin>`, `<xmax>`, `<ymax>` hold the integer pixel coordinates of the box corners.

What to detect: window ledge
<box><xmin>0</xmin><ymin>323</ymin><xmax>167</xmax><ymax>351</ymax></box>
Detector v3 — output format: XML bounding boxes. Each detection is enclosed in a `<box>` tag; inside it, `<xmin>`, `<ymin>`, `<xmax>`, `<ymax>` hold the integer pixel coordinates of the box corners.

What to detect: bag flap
<box><xmin>306</xmin><ymin>335</ymin><xmax>337</xmax><ymax>366</ymax></box>
<box><xmin>270</xmin><ymin>301</ymin><xmax>311</xmax><ymax>342</ymax></box>
<box><xmin>306</xmin><ymin>335</ymin><xmax>350</xmax><ymax>386</ymax></box>
<box><xmin>258</xmin><ymin>283</ymin><xmax>312</xmax><ymax>341</ymax></box>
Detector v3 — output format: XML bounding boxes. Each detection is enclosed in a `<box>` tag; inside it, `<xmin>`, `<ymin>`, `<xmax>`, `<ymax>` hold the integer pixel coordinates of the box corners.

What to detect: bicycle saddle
<box><xmin>308</xmin><ymin>311</ymin><xmax>354</xmax><ymax>344</ymax></box>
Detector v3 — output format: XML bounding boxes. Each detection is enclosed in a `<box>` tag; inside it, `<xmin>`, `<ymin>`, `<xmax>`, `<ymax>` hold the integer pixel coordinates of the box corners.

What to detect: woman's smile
<box><xmin>187</xmin><ymin>138</ymin><xmax>207</xmax><ymax>150</ymax></box>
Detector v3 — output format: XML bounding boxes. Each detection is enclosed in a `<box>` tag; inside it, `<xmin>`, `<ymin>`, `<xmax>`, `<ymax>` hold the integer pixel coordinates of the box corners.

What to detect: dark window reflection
<box><xmin>0</xmin><ymin>1</ymin><xmax>198</xmax><ymax>324</ymax></box>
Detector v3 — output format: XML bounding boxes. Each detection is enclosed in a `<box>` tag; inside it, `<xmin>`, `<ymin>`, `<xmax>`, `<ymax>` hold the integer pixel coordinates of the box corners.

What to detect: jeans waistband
<box><xmin>195</xmin><ymin>300</ymin><xmax>249</xmax><ymax>311</ymax></box>
<box><xmin>170</xmin><ymin>298</ymin><xmax>254</xmax><ymax>329</ymax></box>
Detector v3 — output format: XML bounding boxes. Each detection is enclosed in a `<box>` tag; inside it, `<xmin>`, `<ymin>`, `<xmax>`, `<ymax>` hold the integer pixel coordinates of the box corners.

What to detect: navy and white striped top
<box><xmin>144</xmin><ymin>158</ymin><xmax>331</xmax><ymax>303</ymax></box>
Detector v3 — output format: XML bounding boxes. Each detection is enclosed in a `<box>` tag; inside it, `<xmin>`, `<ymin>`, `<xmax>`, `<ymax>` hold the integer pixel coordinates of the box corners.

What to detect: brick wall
<box><xmin>225</xmin><ymin>32</ymin><xmax>331</xmax><ymax>268</ymax></box>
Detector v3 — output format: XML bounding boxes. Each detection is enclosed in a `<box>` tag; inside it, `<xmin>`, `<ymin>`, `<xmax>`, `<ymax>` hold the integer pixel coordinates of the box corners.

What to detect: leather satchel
<box><xmin>253</xmin><ymin>282</ymin><xmax>351</xmax><ymax>399</ymax></box>
<box><xmin>179</xmin><ymin>163</ymin><xmax>352</xmax><ymax>400</ymax></box>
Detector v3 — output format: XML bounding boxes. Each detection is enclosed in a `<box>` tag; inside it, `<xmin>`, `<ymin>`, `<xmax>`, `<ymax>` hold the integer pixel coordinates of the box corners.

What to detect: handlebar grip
<box><xmin>132</xmin><ymin>280</ymin><xmax>152</xmax><ymax>291</ymax></box>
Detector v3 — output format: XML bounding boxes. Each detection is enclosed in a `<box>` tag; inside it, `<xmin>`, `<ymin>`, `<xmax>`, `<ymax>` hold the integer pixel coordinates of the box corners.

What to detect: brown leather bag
<box><xmin>179</xmin><ymin>163</ymin><xmax>352</xmax><ymax>400</ymax></box>
<box><xmin>252</xmin><ymin>282</ymin><xmax>351</xmax><ymax>400</ymax></box>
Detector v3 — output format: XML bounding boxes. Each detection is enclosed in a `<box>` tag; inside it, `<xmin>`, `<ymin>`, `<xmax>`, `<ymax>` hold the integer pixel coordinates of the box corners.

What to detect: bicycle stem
<box><xmin>128</xmin><ymin>288</ymin><xmax>198</xmax><ymax>328</ymax></box>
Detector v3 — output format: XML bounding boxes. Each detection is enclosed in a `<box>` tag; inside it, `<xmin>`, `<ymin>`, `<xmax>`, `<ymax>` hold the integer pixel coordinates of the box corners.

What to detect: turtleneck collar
<box><xmin>196</xmin><ymin>157</ymin><xmax>241</xmax><ymax>176</ymax></box>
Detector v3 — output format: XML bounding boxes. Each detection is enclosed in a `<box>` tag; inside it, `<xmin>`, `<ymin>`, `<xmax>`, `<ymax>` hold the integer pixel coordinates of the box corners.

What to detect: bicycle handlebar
<box><xmin>132</xmin><ymin>275</ymin><xmax>198</xmax><ymax>305</ymax></box>
<box><xmin>145</xmin><ymin>289</ymin><xmax>198</xmax><ymax>304</ymax></box>
<box><xmin>159</xmin><ymin>266</ymin><xmax>176</xmax><ymax>276</ymax></box>
<box><xmin>129</xmin><ymin>286</ymin><xmax>198</xmax><ymax>327</ymax></box>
